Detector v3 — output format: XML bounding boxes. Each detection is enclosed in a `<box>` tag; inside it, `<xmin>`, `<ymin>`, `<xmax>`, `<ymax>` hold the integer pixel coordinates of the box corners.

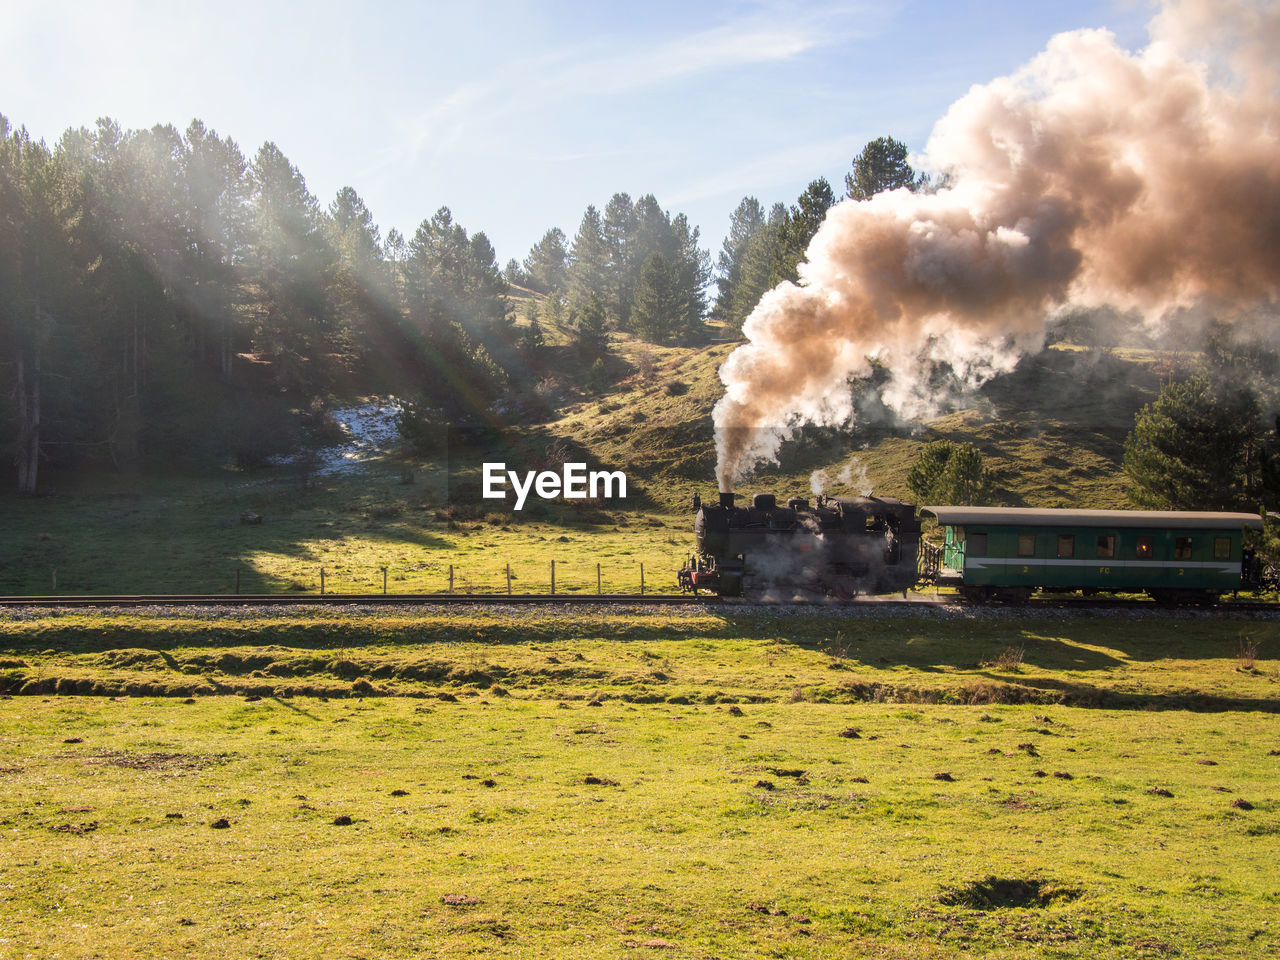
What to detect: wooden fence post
<box><xmin>448</xmin><ymin>564</ymin><xmax>454</xmax><ymax>594</ymax></box>
<box><xmin>640</xmin><ymin>562</ymin><xmax>645</xmax><ymax>596</ymax></box>
<box><xmin>597</xmin><ymin>563</ymin><xmax>602</xmax><ymax>596</ymax></box>
<box><xmin>551</xmin><ymin>559</ymin><xmax>556</xmax><ymax>596</ymax></box>
<box><xmin>320</xmin><ymin>567</ymin><xmax>325</xmax><ymax>595</ymax></box>
<box><xmin>382</xmin><ymin>567</ymin><xmax>388</xmax><ymax>595</ymax></box>
<box><xmin>235</xmin><ymin>567</ymin><xmax>240</xmax><ymax>595</ymax></box>
<box><xmin>506</xmin><ymin>563</ymin><xmax>512</xmax><ymax>596</ymax></box>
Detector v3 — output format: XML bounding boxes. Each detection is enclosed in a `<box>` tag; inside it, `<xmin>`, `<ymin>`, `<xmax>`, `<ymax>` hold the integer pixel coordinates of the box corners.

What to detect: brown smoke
<box><xmin>714</xmin><ymin>0</ymin><xmax>1280</xmax><ymax>490</ymax></box>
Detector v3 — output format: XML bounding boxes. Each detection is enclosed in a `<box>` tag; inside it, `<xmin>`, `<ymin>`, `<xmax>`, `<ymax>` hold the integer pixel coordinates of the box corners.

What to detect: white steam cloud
<box><xmin>714</xmin><ymin>0</ymin><xmax>1280</xmax><ymax>490</ymax></box>
<box><xmin>811</xmin><ymin>456</ymin><xmax>873</xmax><ymax>497</ymax></box>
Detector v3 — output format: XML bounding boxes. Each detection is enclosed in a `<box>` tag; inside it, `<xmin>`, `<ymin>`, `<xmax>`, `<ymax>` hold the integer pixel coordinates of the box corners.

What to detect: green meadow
<box><xmin>2</xmin><ymin>606</ymin><xmax>1278</xmax><ymax>958</ymax></box>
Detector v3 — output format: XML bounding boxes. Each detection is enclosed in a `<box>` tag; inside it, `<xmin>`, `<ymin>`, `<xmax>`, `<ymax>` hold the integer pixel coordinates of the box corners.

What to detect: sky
<box><xmin>2</xmin><ymin>0</ymin><xmax>1153</xmax><ymax>267</ymax></box>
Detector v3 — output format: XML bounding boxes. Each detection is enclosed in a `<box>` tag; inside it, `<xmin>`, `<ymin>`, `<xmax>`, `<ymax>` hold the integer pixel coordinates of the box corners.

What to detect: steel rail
<box><xmin>0</xmin><ymin>592</ymin><xmax>720</xmax><ymax>608</ymax></box>
<box><xmin>0</xmin><ymin>592</ymin><xmax>1275</xmax><ymax>612</ymax></box>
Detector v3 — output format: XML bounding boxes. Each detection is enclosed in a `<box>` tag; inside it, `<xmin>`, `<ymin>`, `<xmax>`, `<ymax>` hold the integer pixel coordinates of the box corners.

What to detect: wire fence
<box><xmin>18</xmin><ymin>559</ymin><xmax>674</xmax><ymax>597</ymax></box>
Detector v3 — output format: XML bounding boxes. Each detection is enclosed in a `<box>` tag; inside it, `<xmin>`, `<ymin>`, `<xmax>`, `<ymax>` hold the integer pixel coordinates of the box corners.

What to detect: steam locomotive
<box><xmin>678</xmin><ymin>491</ymin><xmax>923</xmax><ymax>598</ymax></box>
<box><xmin>679</xmin><ymin>492</ymin><xmax>1269</xmax><ymax>602</ymax></box>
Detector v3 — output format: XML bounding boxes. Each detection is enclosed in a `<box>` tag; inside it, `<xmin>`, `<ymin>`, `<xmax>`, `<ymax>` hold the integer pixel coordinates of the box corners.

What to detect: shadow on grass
<box><xmin>756</xmin><ymin>615</ymin><xmax>1277</xmax><ymax>672</ymax></box>
<box><xmin>268</xmin><ymin>695</ymin><xmax>322</xmax><ymax>720</ymax></box>
<box><xmin>2</xmin><ymin>610</ymin><xmax>1277</xmax><ymax>712</ymax></box>
<box><xmin>0</xmin><ymin>439</ymin><xmax>677</xmax><ymax>595</ymax></box>
<box><xmin>965</xmin><ymin>670</ymin><xmax>1280</xmax><ymax>713</ymax></box>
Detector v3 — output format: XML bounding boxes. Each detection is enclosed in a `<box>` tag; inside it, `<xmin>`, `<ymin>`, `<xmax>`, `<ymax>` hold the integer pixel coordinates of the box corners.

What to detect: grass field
<box><xmin>2</xmin><ymin>606</ymin><xmax>1279</xmax><ymax>958</ymax></box>
<box><xmin>2</xmin><ymin>338</ymin><xmax>1264</xmax><ymax>956</ymax></box>
<box><xmin>0</xmin><ymin>466</ymin><xmax>689</xmax><ymax>597</ymax></box>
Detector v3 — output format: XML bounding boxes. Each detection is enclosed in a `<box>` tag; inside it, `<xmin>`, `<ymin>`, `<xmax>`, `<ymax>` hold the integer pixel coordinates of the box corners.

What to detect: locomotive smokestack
<box><xmin>713</xmin><ymin>0</ymin><xmax>1280</xmax><ymax>488</ymax></box>
<box><xmin>719</xmin><ymin>491</ymin><xmax>736</xmax><ymax>509</ymax></box>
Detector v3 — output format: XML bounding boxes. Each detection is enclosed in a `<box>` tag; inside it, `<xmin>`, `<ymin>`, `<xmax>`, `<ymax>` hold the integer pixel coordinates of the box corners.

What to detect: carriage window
<box><xmin>1018</xmin><ymin>534</ymin><xmax>1036</xmax><ymax>557</ymax></box>
<box><xmin>1214</xmin><ymin>537</ymin><xmax>1231</xmax><ymax>560</ymax></box>
<box><xmin>1136</xmin><ymin>536</ymin><xmax>1154</xmax><ymax>559</ymax></box>
<box><xmin>968</xmin><ymin>533</ymin><xmax>988</xmax><ymax>557</ymax></box>
<box><xmin>1096</xmin><ymin>535</ymin><xmax>1115</xmax><ymax>559</ymax></box>
<box><xmin>1057</xmin><ymin>535</ymin><xmax>1075</xmax><ymax>558</ymax></box>
<box><xmin>1174</xmin><ymin>537</ymin><xmax>1194</xmax><ymax>560</ymax></box>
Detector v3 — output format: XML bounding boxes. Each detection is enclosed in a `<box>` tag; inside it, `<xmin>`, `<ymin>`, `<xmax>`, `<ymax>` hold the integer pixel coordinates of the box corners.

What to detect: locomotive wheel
<box><xmin>718</xmin><ymin>573</ymin><xmax>744</xmax><ymax>597</ymax></box>
<box><xmin>960</xmin><ymin>586</ymin><xmax>990</xmax><ymax>603</ymax></box>
<box><xmin>1148</xmin><ymin>588</ymin><xmax>1218</xmax><ymax>606</ymax></box>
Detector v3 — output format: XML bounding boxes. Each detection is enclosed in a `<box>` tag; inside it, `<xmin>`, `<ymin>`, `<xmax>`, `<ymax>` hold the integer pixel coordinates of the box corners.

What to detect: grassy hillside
<box><xmin>554</xmin><ymin>338</ymin><xmax>1178</xmax><ymax>509</ymax></box>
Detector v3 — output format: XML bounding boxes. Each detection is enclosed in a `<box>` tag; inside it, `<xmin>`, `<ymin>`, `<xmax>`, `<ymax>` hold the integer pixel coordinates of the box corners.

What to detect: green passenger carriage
<box><xmin>922</xmin><ymin>507</ymin><xmax>1264</xmax><ymax>603</ymax></box>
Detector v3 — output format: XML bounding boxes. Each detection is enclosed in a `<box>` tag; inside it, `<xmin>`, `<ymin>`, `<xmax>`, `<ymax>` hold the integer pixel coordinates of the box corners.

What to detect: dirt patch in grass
<box><xmin>87</xmin><ymin>751</ymin><xmax>231</xmax><ymax>772</ymax></box>
<box><xmin>51</xmin><ymin>821</ymin><xmax>98</xmax><ymax>834</ymax></box>
<box><xmin>998</xmin><ymin>797</ymin><xmax>1034</xmax><ymax>810</ymax></box>
<box><xmin>442</xmin><ymin>894</ymin><xmax>480</xmax><ymax>907</ymax></box>
<box><xmin>939</xmin><ymin>876</ymin><xmax>1082</xmax><ymax>910</ymax></box>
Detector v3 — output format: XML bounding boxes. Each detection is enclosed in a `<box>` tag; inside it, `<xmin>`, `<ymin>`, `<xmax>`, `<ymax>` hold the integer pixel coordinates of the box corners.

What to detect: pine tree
<box><xmin>602</xmin><ymin>193</ymin><xmax>636</xmax><ymax>326</ymax></box>
<box><xmin>248</xmin><ymin>141</ymin><xmax>334</xmax><ymax>391</ymax></box>
<box><xmin>574</xmin><ymin>292</ymin><xmax>610</xmax><ymax>361</ymax></box>
<box><xmin>771</xmin><ymin>177</ymin><xmax>834</xmax><ymax>284</ymax></box>
<box><xmin>180</xmin><ymin>119</ymin><xmax>251</xmax><ymax>380</ymax></box>
<box><xmin>1123</xmin><ymin>376</ymin><xmax>1261</xmax><ymax>510</ymax></box>
<box><xmin>667</xmin><ymin>212</ymin><xmax>710</xmax><ymax>343</ymax></box>
<box><xmin>729</xmin><ymin>202</ymin><xmax>787</xmax><ymax>327</ymax></box>
<box><xmin>519</xmin><ymin>314</ymin><xmax>544</xmax><ymax>358</ymax></box>
<box><xmin>568</xmin><ymin>205</ymin><xmax>609</xmax><ymax>313</ymax></box>
<box><xmin>713</xmin><ymin>197</ymin><xmax>765</xmax><ymax>324</ymax></box>
<box><xmin>906</xmin><ymin>441</ymin><xmax>997</xmax><ymax>505</ymax></box>
<box><xmin>845</xmin><ymin>136</ymin><xmax>922</xmax><ymax>200</ymax></box>
<box><xmin>632</xmin><ymin>251</ymin><xmax>681</xmax><ymax>344</ymax></box>
<box><xmin>522</xmin><ymin>227</ymin><xmax>569</xmax><ymax>293</ymax></box>
<box><xmin>0</xmin><ymin>120</ymin><xmax>76</xmax><ymax>492</ymax></box>
<box><xmin>503</xmin><ymin>257</ymin><xmax>527</xmax><ymax>287</ymax></box>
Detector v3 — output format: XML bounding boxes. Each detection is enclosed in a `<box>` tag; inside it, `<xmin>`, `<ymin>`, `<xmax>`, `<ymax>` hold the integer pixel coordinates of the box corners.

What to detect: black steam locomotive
<box><xmin>678</xmin><ymin>491</ymin><xmax>923</xmax><ymax>598</ymax></box>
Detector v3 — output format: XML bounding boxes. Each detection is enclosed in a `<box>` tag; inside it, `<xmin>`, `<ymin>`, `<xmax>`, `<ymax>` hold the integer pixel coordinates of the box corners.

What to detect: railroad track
<box><xmin>0</xmin><ymin>592</ymin><xmax>1275</xmax><ymax>612</ymax></box>
<box><xmin>0</xmin><ymin>592</ymin><xmax>721</xmax><ymax>608</ymax></box>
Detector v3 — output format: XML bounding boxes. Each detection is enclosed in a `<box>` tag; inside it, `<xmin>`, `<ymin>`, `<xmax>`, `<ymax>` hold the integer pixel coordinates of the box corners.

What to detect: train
<box><xmin>678</xmin><ymin>492</ymin><xmax>1269</xmax><ymax>603</ymax></box>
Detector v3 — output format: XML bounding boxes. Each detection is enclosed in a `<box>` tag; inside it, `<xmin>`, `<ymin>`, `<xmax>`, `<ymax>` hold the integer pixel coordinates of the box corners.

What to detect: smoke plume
<box><xmin>811</xmin><ymin>456</ymin><xmax>873</xmax><ymax>497</ymax></box>
<box><xmin>714</xmin><ymin>0</ymin><xmax>1280</xmax><ymax>490</ymax></box>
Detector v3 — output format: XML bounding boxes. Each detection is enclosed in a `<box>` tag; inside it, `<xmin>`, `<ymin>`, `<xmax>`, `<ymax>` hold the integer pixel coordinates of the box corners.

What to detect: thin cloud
<box><xmin>386</xmin><ymin>3</ymin><xmax>874</xmax><ymax>171</ymax></box>
<box><xmin>666</xmin><ymin>133</ymin><xmax>870</xmax><ymax>208</ymax></box>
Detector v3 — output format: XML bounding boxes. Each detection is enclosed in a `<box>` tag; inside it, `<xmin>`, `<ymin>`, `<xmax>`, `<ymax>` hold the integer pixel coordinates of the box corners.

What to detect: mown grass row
<box><xmin>3</xmin><ymin>608</ymin><xmax>1278</xmax><ymax>710</ymax></box>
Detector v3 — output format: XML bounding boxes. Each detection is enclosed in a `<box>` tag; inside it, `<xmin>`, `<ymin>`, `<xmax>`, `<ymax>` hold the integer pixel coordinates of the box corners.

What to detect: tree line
<box><xmin>507</xmin><ymin>191</ymin><xmax>711</xmax><ymax>349</ymax></box>
<box><xmin>712</xmin><ymin>136</ymin><xmax>929</xmax><ymax>330</ymax></box>
<box><xmin>1</xmin><ymin>115</ymin><xmax>925</xmax><ymax>493</ymax></box>
<box><xmin>1</xmin><ymin>114</ymin><xmax>732</xmax><ymax>492</ymax></box>
<box><xmin>0</xmin><ymin>115</ymin><xmax>546</xmax><ymax>492</ymax></box>
<box><xmin>506</xmin><ymin>135</ymin><xmax>928</xmax><ymax>347</ymax></box>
